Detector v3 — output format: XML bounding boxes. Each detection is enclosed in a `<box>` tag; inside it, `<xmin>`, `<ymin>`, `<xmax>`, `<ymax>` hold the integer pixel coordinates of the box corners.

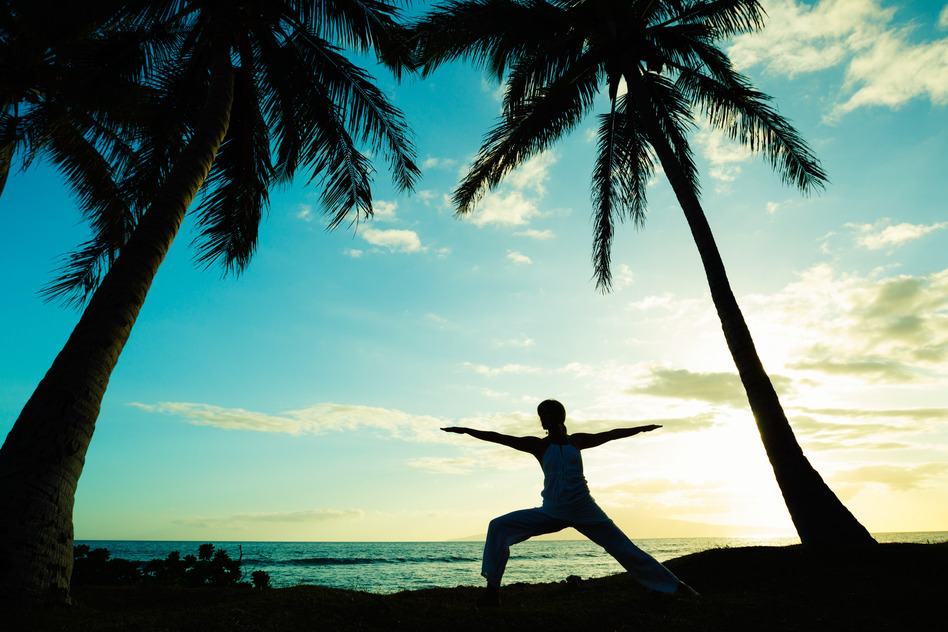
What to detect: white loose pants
<box><xmin>481</xmin><ymin>507</ymin><xmax>681</xmax><ymax>593</ymax></box>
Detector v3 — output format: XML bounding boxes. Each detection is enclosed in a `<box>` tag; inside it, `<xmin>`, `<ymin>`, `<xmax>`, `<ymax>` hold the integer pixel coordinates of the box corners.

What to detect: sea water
<box><xmin>75</xmin><ymin>532</ymin><xmax>947</xmax><ymax>594</ymax></box>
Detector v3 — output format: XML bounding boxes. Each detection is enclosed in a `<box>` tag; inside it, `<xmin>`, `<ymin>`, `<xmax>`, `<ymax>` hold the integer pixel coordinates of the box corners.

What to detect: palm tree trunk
<box><xmin>0</xmin><ymin>140</ymin><xmax>12</xmax><ymax>199</ymax></box>
<box><xmin>626</xmin><ymin>74</ymin><xmax>875</xmax><ymax>547</ymax></box>
<box><xmin>0</xmin><ymin>28</ymin><xmax>235</xmax><ymax>605</ymax></box>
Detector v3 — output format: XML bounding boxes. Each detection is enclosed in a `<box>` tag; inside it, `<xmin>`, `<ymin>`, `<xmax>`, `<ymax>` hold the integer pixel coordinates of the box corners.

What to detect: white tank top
<box><xmin>540</xmin><ymin>442</ymin><xmax>609</xmax><ymax>523</ymax></box>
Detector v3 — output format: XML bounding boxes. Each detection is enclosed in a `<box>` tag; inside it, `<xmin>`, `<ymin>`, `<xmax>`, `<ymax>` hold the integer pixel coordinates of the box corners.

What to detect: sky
<box><xmin>2</xmin><ymin>0</ymin><xmax>947</xmax><ymax>542</ymax></box>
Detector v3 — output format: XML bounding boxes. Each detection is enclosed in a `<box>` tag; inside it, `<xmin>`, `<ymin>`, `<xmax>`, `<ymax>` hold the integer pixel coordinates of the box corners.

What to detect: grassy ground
<box><xmin>4</xmin><ymin>542</ymin><xmax>944</xmax><ymax>631</ymax></box>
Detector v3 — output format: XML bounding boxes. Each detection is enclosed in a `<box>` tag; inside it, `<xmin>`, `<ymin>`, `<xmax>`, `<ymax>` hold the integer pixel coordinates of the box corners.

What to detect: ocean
<box><xmin>75</xmin><ymin>532</ymin><xmax>947</xmax><ymax>594</ymax></box>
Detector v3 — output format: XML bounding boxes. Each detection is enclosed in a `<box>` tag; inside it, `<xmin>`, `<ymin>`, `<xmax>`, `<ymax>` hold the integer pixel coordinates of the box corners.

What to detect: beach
<box><xmin>6</xmin><ymin>541</ymin><xmax>945</xmax><ymax>631</ymax></box>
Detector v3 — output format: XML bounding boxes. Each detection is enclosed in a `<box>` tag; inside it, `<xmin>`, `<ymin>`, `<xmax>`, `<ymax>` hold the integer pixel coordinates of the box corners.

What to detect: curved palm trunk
<box><xmin>0</xmin><ymin>34</ymin><xmax>235</xmax><ymax>605</ymax></box>
<box><xmin>626</xmin><ymin>77</ymin><xmax>875</xmax><ymax>547</ymax></box>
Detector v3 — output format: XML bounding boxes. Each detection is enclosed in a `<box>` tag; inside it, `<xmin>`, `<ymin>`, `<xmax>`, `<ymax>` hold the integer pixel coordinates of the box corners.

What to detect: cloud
<box><xmin>515</xmin><ymin>229</ymin><xmax>555</xmax><ymax>240</ymax></box>
<box><xmin>407</xmin><ymin>455</ymin><xmax>483</xmax><ymax>474</ymax></box>
<box><xmin>798</xmin><ymin>406</ymin><xmax>948</xmax><ymax>422</ymax></box>
<box><xmin>611</xmin><ymin>264</ymin><xmax>635</xmax><ymax>290</ymax></box>
<box><xmin>507</xmin><ymin>152</ymin><xmax>556</xmax><ymax>195</ymax></box>
<box><xmin>576</xmin><ymin>412</ymin><xmax>719</xmax><ymax>434</ymax></box>
<box><xmin>422</xmin><ymin>156</ymin><xmax>459</xmax><ymax>171</ymax></box>
<box><xmin>466</xmin><ymin>152</ymin><xmax>556</xmax><ymax>227</ymax></box>
<box><xmin>297</xmin><ymin>204</ymin><xmax>313</xmax><ymax>222</ymax></box>
<box><xmin>694</xmin><ymin>125</ymin><xmax>755</xmax><ymax>187</ymax></box>
<box><xmin>625</xmin><ymin>365</ymin><xmax>795</xmax><ymax>408</ymax></box>
<box><xmin>426</xmin><ymin>313</ymin><xmax>449</xmax><ymax>327</ymax></box>
<box><xmin>745</xmin><ymin>264</ymin><xmax>948</xmax><ymax>382</ymax></box>
<box><xmin>343</xmin><ymin>248</ymin><xmax>363</xmax><ymax>258</ymax></box>
<box><xmin>174</xmin><ymin>509</ymin><xmax>364</xmax><ymax>530</ymax></box>
<box><xmin>786</xmin><ymin>355</ymin><xmax>918</xmax><ymax>382</ymax></box>
<box><xmin>461</xmin><ymin>362</ymin><xmax>540</xmax><ymax>377</ymax></box>
<box><xmin>847</xmin><ymin>219</ymin><xmax>948</xmax><ymax>250</ymax></box>
<box><xmin>832</xmin><ymin>462</ymin><xmax>948</xmax><ymax>492</ymax></box>
<box><xmin>130</xmin><ymin>402</ymin><xmax>450</xmax><ymax>443</ymax></box>
<box><xmin>372</xmin><ymin>200</ymin><xmax>398</xmax><ymax>222</ymax></box>
<box><xmin>468</xmin><ymin>191</ymin><xmax>540</xmax><ymax>227</ymax></box>
<box><xmin>728</xmin><ymin>0</ymin><xmax>948</xmax><ymax>117</ymax></box>
<box><xmin>782</xmin><ymin>406</ymin><xmax>947</xmax><ymax>452</ymax></box>
<box><xmin>506</xmin><ymin>250</ymin><xmax>532</xmax><ymax>265</ymax></box>
<box><xmin>359</xmin><ymin>227</ymin><xmax>424</xmax><ymax>253</ymax></box>
<box><xmin>492</xmin><ymin>336</ymin><xmax>535</xmax><ymax>348</ymax></box>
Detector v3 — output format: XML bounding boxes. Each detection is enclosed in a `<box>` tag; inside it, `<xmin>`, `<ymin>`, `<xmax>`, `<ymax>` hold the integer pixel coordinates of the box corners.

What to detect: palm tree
<box><xmin>411</xmin><ymin>0</ymin><xmax>875</xmax><ymax>546</ymax></box>
<box><xmin>0</xmin><ymin>0</ymin><xmax>419</xmax><ymax>604</ymax></box>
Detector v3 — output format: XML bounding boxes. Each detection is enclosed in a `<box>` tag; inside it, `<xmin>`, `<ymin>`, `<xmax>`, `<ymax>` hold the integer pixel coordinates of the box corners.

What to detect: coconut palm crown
<box><xmin>412</xmin><ymin>0</ymin><xmax>876</xmax><ymax>546</ymax></box>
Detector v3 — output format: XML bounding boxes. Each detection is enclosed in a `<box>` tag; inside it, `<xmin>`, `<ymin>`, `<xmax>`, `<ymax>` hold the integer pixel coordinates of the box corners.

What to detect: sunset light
<box><xmin>2</xmin><ymin>0</ymin><xmax>946</xmax><ymax>552</ymax></box>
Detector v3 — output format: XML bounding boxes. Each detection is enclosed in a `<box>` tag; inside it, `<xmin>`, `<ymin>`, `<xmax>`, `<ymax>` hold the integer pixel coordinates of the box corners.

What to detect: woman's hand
<box><xmin>441</xmin><ymin>426</ymin><xmax>468</xmax><ymax>434</ymax></box>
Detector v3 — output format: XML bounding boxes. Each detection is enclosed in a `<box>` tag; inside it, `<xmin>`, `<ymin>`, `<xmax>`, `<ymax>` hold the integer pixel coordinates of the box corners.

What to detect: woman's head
<box><xmin>537</xmin><ymin>399</ymin><xmax>566</xmax><ymax>429</ymax></box>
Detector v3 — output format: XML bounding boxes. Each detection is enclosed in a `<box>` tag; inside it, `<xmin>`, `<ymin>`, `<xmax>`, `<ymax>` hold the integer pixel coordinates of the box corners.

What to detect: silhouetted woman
<box><xmin>442</xmin><ymin>399</ymin><xmax>698</xmax><ymax>605</ymax></box>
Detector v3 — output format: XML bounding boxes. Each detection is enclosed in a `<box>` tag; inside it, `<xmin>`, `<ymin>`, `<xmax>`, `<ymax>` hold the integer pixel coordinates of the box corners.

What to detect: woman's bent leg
<box><xmin>481</xmin><ymin>508</ymin><xmax>568</xmax><ymax>586</ymax></box>
<box><xmin>575</xmin><ymin>520</ymin><xmax>681</xmax><ymax>593</ymax></box>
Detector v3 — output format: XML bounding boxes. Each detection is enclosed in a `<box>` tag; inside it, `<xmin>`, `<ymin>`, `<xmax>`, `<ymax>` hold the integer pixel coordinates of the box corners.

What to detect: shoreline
<box><xmin>5</xmin><ymin>541</ymin><xmax>945</xmax><ymax>631</ymax></box>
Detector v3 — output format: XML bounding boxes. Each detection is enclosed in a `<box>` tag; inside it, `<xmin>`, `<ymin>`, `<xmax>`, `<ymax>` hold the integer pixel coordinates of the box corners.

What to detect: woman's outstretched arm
<box><xmin>441</xmin><ymin>427</ymin><xmax>546</xmax><ymax>460</ymax></box>
<box><xmin>570</xmin><ymin>425</ymin><xmax>662</xmax><ymax>450</ymax></box>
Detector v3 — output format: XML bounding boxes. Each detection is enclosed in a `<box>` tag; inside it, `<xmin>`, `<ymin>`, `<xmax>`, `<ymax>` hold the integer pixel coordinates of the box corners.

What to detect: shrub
<box><xmin>73</xmin><ymin>544</ymin><xmax>270</xmax><ymax>589</ymax></box>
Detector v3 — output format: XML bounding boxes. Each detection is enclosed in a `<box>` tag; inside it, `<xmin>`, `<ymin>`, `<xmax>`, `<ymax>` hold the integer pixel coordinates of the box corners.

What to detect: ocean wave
<box><xmin>266</xmin><ymin>555</ymin><xmax>481</xmax><ymax>567</ymax></box>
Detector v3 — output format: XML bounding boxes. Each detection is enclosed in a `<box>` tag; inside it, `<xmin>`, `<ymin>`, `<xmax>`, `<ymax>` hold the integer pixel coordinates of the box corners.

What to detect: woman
<box><xmin>442</xmin><ymin>399</ymin><xmax>698</xmax><ymax>605</ymax></box>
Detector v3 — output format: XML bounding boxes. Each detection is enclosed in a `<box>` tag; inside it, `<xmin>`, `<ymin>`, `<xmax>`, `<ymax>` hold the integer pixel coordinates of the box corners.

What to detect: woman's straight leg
<box><xmin>574</xmin><ymin>520</ymin><xmax>681</xmax><ymax>593</ymax></box>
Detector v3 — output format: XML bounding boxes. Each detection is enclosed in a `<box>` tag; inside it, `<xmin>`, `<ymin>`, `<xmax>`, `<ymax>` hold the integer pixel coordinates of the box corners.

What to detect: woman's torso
<box><xmin>540</xmin><ymin>440</ymin><xmax>609</xmax><ymax>523</ymax></box>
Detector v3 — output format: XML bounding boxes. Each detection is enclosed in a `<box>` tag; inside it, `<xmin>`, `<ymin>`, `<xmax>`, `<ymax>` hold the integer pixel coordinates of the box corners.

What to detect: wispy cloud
<box><xmin>832</xmin><ymin>462</ymin><xmax>948</xmax><ymax>493</ymax></box>
<box><xmin>612</xmin><ymin>264</ymin><xmax>635</xmax><ymax>290</ymax></box>
<box><xmin>461</xmin><ymin>362</ymin><xmax>540</xmax><ymax>377</ymax></box>
<box><xmin>422</xmin><ymin>156</ymin><xmax>459</xmax><ymax>171</ymax></box>
<box><xmin>130</xmin><ymin>402</ymin><xmax>450</xmax><ymax>442</ymax></box>
<box><xmin>625</xmin><ymin>365</ymin><xmax>794</xmax><ymax>408</ymax></box>
<box><xmin>492</xmin><ymin>335</ymin><xmax>535</xmax><ymax>349</ymax></box>
<box><xmin>750</xmin><ymin>264</ymin><xmax>948</xmax><ymax>381</ymax></box>
<box><xmin>173</xmin><ymin>509</ymin><xmax>364</xmax><ymax>530</ymax></box>
<box><xmin>515</xmin><ymin>228</ymin><xmax>555</xmax><ymax>240</ymax></box>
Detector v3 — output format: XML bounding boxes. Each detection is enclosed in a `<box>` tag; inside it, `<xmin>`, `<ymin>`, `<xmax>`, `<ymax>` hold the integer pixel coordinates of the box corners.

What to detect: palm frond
<box><xmin>411</xmin><ymin>0</ymin><xmax>562</xmax><ymax>79</ymax></box>
<box><xmin>38</xmin><ymin>238</ymin><xmax>116</xmax><ymax>309</ymax></box>
<box><xmin>456</xmin><ymin>49</ymin><xmax>601</xmax><ymax>214</ymax></box>
<box><xmin>591</xmin><ymin>93</ymin><xmax>654</xmax><ymax>292</ymax></box>
<box><xmin>678</xmin><ymin>68</ymin><xmax>828</xmax><ymax>193</ymax></box>
<box><xmin>501</xmin><ymin>26</ymin><xmax>590</xmax><ymax>118</ymax></box>
<box><xmin>631</xmin><ymin>69</ymin><xmax>699</xmax><ymax>194</ymax></box>
<box><xmin>192</xmin><ymin>63</ymin><xmax>272</xmax><ymax>274</ymax></box>
<box><xmin>37</xmin><ymin>116</ymin><xmax>134</xmax><ymax>306</ymax></box>
<box><xmin>662</xmin><ymin>0</ymin><xmax>766</xmax><ymax>38</ymax></box>
<box><xmin>291</xmin><ymin>0</ymin><xmax>414</xmax><ymax>77</ymax></box>
<box><xmin>287</xmin><ymin>30</ymin><xmax>419</xmax><ymax>193</ymax></box>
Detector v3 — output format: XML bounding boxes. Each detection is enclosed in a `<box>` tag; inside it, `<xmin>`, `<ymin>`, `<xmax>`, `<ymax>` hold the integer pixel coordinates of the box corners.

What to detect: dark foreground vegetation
<box><xmin>4</xmin><ymin>543</ymin><xmax>944</xmax><ymax>631</ymax></box>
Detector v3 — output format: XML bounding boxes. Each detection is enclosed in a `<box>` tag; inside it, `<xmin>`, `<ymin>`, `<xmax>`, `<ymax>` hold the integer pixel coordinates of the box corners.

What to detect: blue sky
<box><xmin>2</xmin><ymin>0</ymin><xmax>948</xmax><ymax>541</ymax></box>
